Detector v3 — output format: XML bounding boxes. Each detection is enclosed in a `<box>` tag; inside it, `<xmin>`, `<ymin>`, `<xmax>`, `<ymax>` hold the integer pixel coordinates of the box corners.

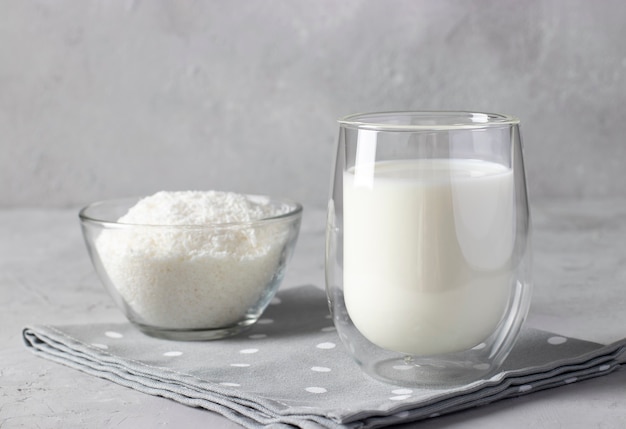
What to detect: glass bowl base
<box><xmin>133</xmin><ymin>320</ymin><xmax>256</xmax><ymax>341</ymax></box>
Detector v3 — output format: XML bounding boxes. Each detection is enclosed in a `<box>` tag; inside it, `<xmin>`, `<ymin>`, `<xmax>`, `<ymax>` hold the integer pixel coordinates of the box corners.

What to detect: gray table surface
<box><xmin>2</xmin><ymin>198</ymin><xmax>625</xmax><ymax>428</ymax></box>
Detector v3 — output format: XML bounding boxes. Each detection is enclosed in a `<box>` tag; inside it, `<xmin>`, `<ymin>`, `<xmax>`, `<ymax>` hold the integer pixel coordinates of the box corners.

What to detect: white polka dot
<box><xmin>248</xmin><ymin>334</ymin><xmax>267</xmax><ymax>340</ymax></box>
<box><xmin>311</xmin><ymin>366</ymin><xmax>331</xmax><ymax>372</ymax></box>
<box><xmin>392</xmin><ymin>388</ymin><xmax>413</xmax><ymax>395</ymax></box>
<box><xmin>320</xmin><ymin>326</ymin><xmax>336</xmax><ymax>332</ymax></box>
<box><xmin>564</xmin><ymin>377</ymin><xmax>578</xmax><ymax>384</ymax></box>
<box><xmin>599</xmin><ymin>364</ymin><xmax>611</xmax><ymax>371</ymax></box>
<box><xmin>105</xmin><ymin>331</ymin><xmax>123</xmax><ymax>339</ymax></box>
<box><xmin>91</xmin><ymin>343</ymin><xmax>108</xmax><ymax>349</ymax></box>
<box><xmin>392</xmin><ymin>364</ymin><xmax>414</xmax><ymax>371</ymax></box>
<box><xmin>163</xmin><ymin>351</ymin><xmax>183</xmax><ymax>357</ymax></box>
<box><xmin>230</xmin><ymin>363</ymin><xmax>251</xmax><ymax>367</ymax></box>
<box><xmin>257</xmin><ymin>318</ymin><xmax>274</xmax><ymax>325</ymax></box>
<box><xmin>305</xmin><ymin>387</ymin><xmax>327</xmax><ymax>394</ymax></box>
<box><xmin>270</xmin><ymin>297</ymin><xmax>282</xmax><ymax>305</ymax></box>
<box><xmin>547</xmin><ymin>336</ymin><xmax>567</xmax><ymax>345</ymax></box>
<box><xmin>473</xmin><ymin>363</ymin><xmax>491</xmax><ymax>371</ymax></box>
<box><xmin>239</xmin><ymin>348</ymin><xmax>259</xmax><ymax>354</ymax></box>
<box><xmin>390</xmin><ymin>395</ymin><xmax>411</xmax><ymax>401</ymax></box>
<box><xmin>219</xmin><ymin>382</ymin><xmax>241</xmax><ymax>387</ymax></box>
<box><xmin>518</xmin><ymin>384</ymin><xmax>533</xmax><ymax>392</ymax></box>
<box><xmin>471</xmin><ymin>342</ymin><xmax>487</xmax><ymax>350</ymax></box>
<box><xmin>316</xmin><ymin>342</ymin><xmax>336</xmax><ymax>349</ymax></box>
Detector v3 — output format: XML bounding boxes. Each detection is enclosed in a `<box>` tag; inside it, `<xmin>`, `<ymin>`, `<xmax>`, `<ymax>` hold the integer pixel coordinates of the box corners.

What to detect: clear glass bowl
<box><xmin>80</xmin><ymin>194</ymin><xmax>302</xmax><ymax>341</ymax></box>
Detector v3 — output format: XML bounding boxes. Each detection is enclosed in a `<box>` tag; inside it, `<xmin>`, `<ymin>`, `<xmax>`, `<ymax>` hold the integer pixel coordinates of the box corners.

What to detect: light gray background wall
<box><xmin>2</xmin><ymin>0</ymin><xmax>625</xmax><ymax>209</ymax></box>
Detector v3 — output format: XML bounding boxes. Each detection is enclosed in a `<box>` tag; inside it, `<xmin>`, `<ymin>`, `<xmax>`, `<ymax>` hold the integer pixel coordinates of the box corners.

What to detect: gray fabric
<box><xmin>23</xmin><ymin>285</ymin><xmax>626</xmax><ymax>429</ymax></box>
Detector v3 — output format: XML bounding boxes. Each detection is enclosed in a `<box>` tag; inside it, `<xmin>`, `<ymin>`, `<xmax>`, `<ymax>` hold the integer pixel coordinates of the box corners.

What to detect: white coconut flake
<box><xmin>95</xmin><ymin>191</ymin><xmax>290</xmax><ymax>329</ymax></box>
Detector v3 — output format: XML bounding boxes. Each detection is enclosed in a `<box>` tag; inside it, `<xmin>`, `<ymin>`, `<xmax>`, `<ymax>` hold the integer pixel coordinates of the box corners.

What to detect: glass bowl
<box><xmin>79</xmin><ymin>194</ymin><xmax>302</xmax><ymax>340</ymax></box>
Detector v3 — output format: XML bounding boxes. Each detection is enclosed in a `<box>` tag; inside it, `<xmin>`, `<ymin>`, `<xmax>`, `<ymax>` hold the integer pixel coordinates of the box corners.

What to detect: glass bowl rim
<box><xmin>338</xmin><ymin>110</ymin><xmax>520</xmax><ymax>131</ymax></box>
<box><xmin>79</xmin><ymin>194</ymin><xmax>303</xmax><ymax>229</ymax></box>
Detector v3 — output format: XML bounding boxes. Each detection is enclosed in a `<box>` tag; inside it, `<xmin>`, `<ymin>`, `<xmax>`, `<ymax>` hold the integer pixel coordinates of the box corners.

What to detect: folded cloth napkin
<box><xmin>23</xmin><ymin>285</ymin><xmax>626</xmax><ymax>429</ymax></box>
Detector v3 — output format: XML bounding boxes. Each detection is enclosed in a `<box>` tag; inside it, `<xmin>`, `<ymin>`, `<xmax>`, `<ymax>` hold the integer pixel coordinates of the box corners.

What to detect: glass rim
<box><xmin>79</xmin><ymin>195</ymin><xmax>303</xmax><ymax>229</ymax></box>
<box><xmin>338</xmin><ymin>111</ymin><xmax>520</xmax><ymax>131</ymax></box>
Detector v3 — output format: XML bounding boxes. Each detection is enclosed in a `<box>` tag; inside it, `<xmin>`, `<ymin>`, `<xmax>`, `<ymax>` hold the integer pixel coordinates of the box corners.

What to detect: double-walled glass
<box><xmin>326</xmin><ymin>112</ymin><xmax>532</xmax><ymax>386</ymax></box>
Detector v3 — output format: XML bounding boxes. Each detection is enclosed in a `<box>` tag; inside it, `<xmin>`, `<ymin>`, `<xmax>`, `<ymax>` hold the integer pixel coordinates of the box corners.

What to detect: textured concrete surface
<box><xmin>1</xmin><ymin>199</ymin><xmax>625</xmax><ymax>428</ymax></box>
<box><xmin>2</xmin><ymin>0</ymin><xmax>626</xmax><ymax>210</ymax></box>
<box><xmin>2</xmin><ymin>1</ymin><xmax>625</xmax><ymax>427</ymax></box>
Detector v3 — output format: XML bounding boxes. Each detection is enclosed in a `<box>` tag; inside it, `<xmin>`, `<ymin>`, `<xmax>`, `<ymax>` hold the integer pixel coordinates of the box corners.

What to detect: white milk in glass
<box><xmin>343</xmin><ymin>159</ymin><xmax>515</xmax><ymax>356</ymax></box>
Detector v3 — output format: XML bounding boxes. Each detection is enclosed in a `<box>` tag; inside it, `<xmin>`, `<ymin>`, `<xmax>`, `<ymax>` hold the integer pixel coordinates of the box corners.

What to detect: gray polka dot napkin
<box><xmin>23</xmin><ymin>286</ymin><xmax>626</xmax><ymax>429</ymax></box>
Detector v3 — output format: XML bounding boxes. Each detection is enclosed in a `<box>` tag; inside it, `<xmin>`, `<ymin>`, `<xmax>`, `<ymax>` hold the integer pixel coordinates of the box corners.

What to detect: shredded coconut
<box><xmin>118</xmin><ymin>190</ymin><xmax>280</xmax><ymax>226</ymax></box>
<box><xmin>95</xmin><ymin>191</ymin><xmax>292</xmax><ymax>330</ymax></box>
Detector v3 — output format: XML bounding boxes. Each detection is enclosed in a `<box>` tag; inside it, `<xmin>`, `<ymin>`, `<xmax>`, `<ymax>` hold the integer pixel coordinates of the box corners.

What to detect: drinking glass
<box><xmin>325</xmin><ymin>111</ymin><xmax>532</xmax><ymax>386</ymax></box>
